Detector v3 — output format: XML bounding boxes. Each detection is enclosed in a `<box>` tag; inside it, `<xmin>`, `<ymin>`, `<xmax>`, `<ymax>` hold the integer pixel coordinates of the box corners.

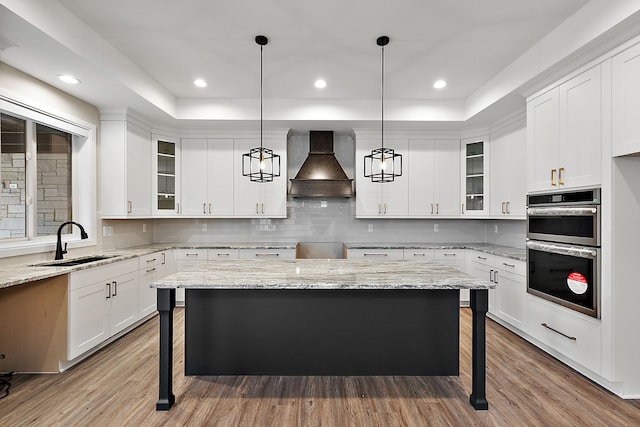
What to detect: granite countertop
<box><xmin>151</xmin><ymin>259</ymin><xmax>495</xmax><ymax>291</ymax></box>
<box><xmin>344</xmin><ymin>242</ymin><xmax>526</xmax><ymax>261</ymax></box>
<box><xmin>0</xmin><ymin>242</ymin><xmax>522</xmax><ymax>290</ymax></box>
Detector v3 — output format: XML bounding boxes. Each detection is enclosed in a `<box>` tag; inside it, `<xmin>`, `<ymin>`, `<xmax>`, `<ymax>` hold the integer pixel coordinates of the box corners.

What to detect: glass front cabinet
<box><xmin>152</xmin><ymin>135</ymin><xmax>181</xmax><ymax>216</ymax></box>
<box><xmin>461</xmin><ymin>136</ymin><xmax>489</xmax><ymax>216</ymax></box>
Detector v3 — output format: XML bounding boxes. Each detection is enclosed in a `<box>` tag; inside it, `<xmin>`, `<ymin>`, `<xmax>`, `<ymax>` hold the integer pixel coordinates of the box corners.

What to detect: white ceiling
<box><xmin>2</xmin><ymin>0</ymin><xmax>635</xmax><ymax>130</ymax></box>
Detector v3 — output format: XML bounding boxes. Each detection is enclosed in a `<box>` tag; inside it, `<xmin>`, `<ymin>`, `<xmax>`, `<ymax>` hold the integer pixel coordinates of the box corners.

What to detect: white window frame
<box><xmin>0</xmin><ymin>96</ymin><xmax>97</xmax><ymax>258</ymax></box>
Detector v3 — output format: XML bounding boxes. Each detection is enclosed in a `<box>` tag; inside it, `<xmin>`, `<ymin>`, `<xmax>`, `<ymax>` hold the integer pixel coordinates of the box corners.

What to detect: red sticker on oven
<box><xmin>567</xmin><ymin>272</ymin><xmax>588</xmax><ymax>295</ymax></box>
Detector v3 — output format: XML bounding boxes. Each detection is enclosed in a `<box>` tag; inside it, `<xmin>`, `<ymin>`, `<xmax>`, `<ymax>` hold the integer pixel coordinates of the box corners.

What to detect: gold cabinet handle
<box><xmin>384</xmin><ymin>203</ymin><xmax>387</xmax><ymax>214</ymax></box>
<box><xmin>559</xmin><ymin>167</ymin><xmax>565</xmax><ymax>185</ymax></box>
<box><xmin>431</xmin><ymin>203</ymin><xmax>434</xmax><ymax>215</ymax></box>
<box><xmin>551</xmin><ymin>169</ymin><xmax>557</xmax><ymax>186</ymax></box>
<box><xmin>378</xmin><ymin>203</ymin><xmax>382</xmax><ymax>215</ymax></box>
<box><xmin>541</xmin><ymin>323</ymin><xmax>576</xmax><ymax>341</ymax></box>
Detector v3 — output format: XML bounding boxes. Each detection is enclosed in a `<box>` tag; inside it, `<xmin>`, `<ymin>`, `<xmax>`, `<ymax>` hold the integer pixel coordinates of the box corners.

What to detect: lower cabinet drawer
<box><xmin>527</xmin><ymin>295</ymin><xmax>602</xmax><ymax>374</ymax></box>
<box><xmin>346</xmin><ymin>249</ymin><xmax>404</xmax><ymax>260</ymax></box>
<box><xmin>237</xmin><ymin>249</ymin><xmax>296</xmax><ymax>259</ymax></box>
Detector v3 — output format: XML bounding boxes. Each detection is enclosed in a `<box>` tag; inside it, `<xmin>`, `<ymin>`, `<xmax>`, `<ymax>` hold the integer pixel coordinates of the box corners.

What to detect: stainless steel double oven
<box><xmin>526</xmin><ymin>188</ymin><xmax>600</xmax><ymax>318</ymax></box>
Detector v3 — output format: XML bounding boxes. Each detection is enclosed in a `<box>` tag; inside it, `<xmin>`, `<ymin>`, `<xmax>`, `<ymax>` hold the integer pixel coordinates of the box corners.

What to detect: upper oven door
<box><xmin>527</xmin><ymin>206</ymin><xmax>599</xmax><ymax>246</ymax></box>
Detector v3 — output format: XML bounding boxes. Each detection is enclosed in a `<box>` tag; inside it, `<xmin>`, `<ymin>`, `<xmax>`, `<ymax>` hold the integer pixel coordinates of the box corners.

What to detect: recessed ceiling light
<box><xmin>58</xmin><ymin>75</ymin><xmax>80</xmax><ymax>84</ymax></box>
<box><xmin>194</xmin><ymin>78</ymin><xmax>207</xmax><ymax>88</ymax></box>
<box><xmin>314</xmin><ymin>79</ymin><xmax>327</xmax><ymax>89</ymax></box>
<box><xmin>433</xmin><ymin>79</ymin><xmax>447</xmax><ymax>89</ymax></box>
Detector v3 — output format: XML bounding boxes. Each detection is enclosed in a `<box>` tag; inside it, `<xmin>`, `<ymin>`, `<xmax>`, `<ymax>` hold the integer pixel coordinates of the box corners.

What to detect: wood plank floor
<box><xmin>2</xmin><ymin>308</ymin><xmax>639</xmax><ymax>426</ymax></box>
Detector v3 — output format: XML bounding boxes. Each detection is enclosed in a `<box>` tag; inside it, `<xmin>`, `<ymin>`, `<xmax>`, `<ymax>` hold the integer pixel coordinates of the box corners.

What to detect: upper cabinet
<box><xmin>612</xmin><ymin>42</ymin><xmax>640</xmax><ymax>157</ymax></box>
<box><xmin>461</xmin><ymin>137</ymin><xmax>489</xmax><ymax>216</ymax></box>
<box><xmin>408</xmin><ymin>139</ymin><xmax>460</xmax><ymax>217</ymax></box>
<box><xmin>355</xmin><ymin>137</ymin><xmax>409</xmax><ymax>217</ymax></box>
<box><xmin>181</xmin><ymin>139</ymin><xmax>234</xmax><ymax>217</ymax></box>
<box><xmin>152</xmin><ymin>135</ymin><xmax>181</xmax><ymax>216</ymax></box>
<box><xmin>527</xmin><ymin>65</ymin><xmax>602</xmax><ymax>192</ymax></box>
<box><xmin>490</xmin><ymin>126</ymin><xmax>526</xmax><ymax>218</ymax></box>
<box><xmin>101</xmin><ymin>119</ymin><xmax>152</xmax><ymax>217</ymax></box>
<box><xmin>233</xmin><ymin>138</ymin><xmax>287</xmax><ymax>218</ymax></box>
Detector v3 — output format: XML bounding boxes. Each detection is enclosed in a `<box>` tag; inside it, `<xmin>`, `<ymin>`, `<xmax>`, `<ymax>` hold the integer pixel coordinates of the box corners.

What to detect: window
<box><xmin>0</xmin><ymin>102</ymin><xmax>96</xmax><ymax>257</ymax></box>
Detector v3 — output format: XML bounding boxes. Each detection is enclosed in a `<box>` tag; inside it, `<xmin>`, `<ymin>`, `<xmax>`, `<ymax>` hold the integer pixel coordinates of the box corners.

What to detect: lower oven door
<box><xmin>526</xmin><ymin>240</ymin><xmax>599</xmax><ymax>318</ymax></box>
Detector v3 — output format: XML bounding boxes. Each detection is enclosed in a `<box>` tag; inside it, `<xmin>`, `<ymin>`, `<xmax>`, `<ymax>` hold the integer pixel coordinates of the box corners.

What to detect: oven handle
<box><xmin>527</xmin><ymin>207</ymin><xmax>597</xmax><ymax>216</ymax></box>
<box><xmin>526</xmin><ymin>240</ymin><xmax>598</xmax><ymax>259</ymax></box>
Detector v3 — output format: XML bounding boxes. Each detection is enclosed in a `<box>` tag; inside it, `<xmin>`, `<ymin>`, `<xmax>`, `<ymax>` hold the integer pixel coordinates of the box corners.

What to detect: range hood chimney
<box><xmin>289</xmin><ymin>131</ymin><xmax>353</xmax><ymax>198</ymax></box>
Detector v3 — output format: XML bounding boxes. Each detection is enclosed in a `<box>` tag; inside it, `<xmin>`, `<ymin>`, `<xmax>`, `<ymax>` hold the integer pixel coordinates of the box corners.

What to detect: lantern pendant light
<box><xmin>364</xmin><ymin>35</ymin><xmax>402</xmax><ymax>183</ymax></box>
<box><xmin>242</xmin><ymin>35</ymin><xmax>281</xmax><ymax>183</ymax></box>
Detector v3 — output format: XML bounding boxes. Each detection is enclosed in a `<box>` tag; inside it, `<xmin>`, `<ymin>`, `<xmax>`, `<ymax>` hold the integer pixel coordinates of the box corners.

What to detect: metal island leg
<box><xmin>156</xmin><ymin>288</ymin><xmax>176</xmax><ymax>411</ymax></box>
<box><xmin>469</xmin><ymin>288</ymin><xmax>489</xmax><ymax>410</ymax></box>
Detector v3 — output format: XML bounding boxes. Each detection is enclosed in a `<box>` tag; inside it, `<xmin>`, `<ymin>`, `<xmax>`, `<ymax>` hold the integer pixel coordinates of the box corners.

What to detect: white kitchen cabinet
<box><xmin>402</xmin><ymin>248</ymin><xmax>435</xmax><ymax>261</ymax></box>
<box><xmin>346</xmin><ymin>248</ymin><xmax>404</xmax><ymax>260</ymax></box>
<box><xmin>174</xmin><ymin>249</ymin><xmax>208</xmax><ymax>305</ymax></box>
<box><xmin>152</xmin><ymin>135</ymin><xmax>181</xmax><ymax>216</ymax></box>
<box><xmin>489</xmin><ymin>126</ymin><xmax>526</xmax><ymax>217</ymax></box>
<box><xmin>492</xmin><ymin>259</ymin><xmax>526</xmax><ymax>329</ymax></box>
<box><xmin>526</xmin><ymin>294</ymin><xmax>602</xmax><ymax>375</ymax></box>
<box><xmin>467</xmin><ymin>252</ymin><xmax>497</xmax><ymax>314</ymax></box>
<box><xmin>100</xmin><ymin>120</ymin><xmax>152</xmax><ymax>217</ymax></box>
<box><xmin>237</xmin><ymin>248</ymin><xmax>296</xmax><ymax>259</ymax></box>
<box><xmin>234</xmin><ymin>139</ymin><xmax>288</xmax><ymax>217</ymax></box>
<box><xmin>527</xmin><ymin>65</ymin><xmax>602</xmax><ymax>192</ymax></box>
<box><xmin>138</xmin><ymin>251</ymin><xmax>170</xmax><ymax>318</ymax></box>
<box><xmin>68</xmin><ymin>258</ymin><xmax>139</xmax><ymax>360</ymax></box>
<box><xmin>461</xmin><ymin>137</ymin><xmax>489</xmax><ymax>216</ymax></box>
<box><xmin>355</xmin><ymin>138</ymin><xmax>409</xmax><ymax>217</ymax></box>
<box><xmin>612</xmin><ymin>41</ymin><xmax>640</xmax><ymax>156</ymax></box>
<box><xmin>182</xmin><ymin>139</ymin><xmax>234</xmax><ymax>216</ymax></box>
<box><xmin>68</xmin><ymin>281</ymin><xmax>110</xmax><ymax>360</ymax></box>
<box><xmin>434</xmin><ymin>249</ymin><xmax>468</xmax><ymax>304</ymax></box>
<box><xmin>408</xmin><ymin>140</ymin><xmax>460</xmax><ymax>217</ymax></box>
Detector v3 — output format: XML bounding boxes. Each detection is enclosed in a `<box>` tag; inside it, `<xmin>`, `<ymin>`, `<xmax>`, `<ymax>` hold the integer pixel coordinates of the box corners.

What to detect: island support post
<box><xmin>156</xmin><ymin>288</ymin><xmax>176</xmax><ymax>411</ymax></box>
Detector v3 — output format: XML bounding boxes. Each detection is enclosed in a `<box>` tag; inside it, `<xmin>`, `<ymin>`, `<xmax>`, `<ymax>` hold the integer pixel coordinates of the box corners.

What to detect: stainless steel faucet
<box><xmin>55</xmin><ymin>221</ymin><xmax>88</xmax><ymax>260</ymax></box>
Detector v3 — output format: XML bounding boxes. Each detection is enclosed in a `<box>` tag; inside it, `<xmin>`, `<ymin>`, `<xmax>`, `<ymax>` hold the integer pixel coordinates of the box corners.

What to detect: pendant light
<box><xmin>243</xmin><ymin>35</ymin><xmax>281</xmax><ymax>182</ymax></box>
<box><xmin>364</xmin><ymin>35</ymin><xmax>402</xmax><ymax>183</ymax></box>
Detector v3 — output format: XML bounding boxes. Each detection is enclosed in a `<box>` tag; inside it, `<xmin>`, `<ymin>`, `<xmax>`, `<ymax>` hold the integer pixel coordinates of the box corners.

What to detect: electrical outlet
<box><xmin>494</xmin><ymin>224</ymin><xmax>499</xmax><ymax>234</ymax></box>
<box><xmin>434</xmin><ymin>224</ymin><xmax>439</xmax><ymax>232</ymax></box>
<box><xmin>102</xmin><ymin>225</ymin><xmax>113</xmax><ymax>236</ymax></box>
<box><xmin>202</xmin><ymin>223</ymin><xmax>207</xmax><ymax>232</ymax></box>
<box><xmin>368</xmin><ymin>224</ymin><xmax>373</xmax><ymax>232</ymax></box>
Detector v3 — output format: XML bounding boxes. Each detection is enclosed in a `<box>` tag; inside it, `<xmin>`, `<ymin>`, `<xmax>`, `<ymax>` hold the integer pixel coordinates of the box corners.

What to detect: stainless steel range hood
<box><xmin>289</xmin><ymin>131</ymin><xmax>353</xmax><ymax>198</ymax></box>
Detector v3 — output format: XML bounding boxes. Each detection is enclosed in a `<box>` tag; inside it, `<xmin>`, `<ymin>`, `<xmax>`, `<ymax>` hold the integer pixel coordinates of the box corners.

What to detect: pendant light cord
<box><xmin>260</xmin><ymin>44</ymin><xmax>264</xmax><ymax>151</ymax></box>
<box><xmin>381</xmin><ymin>44</ymin><xmax>384</xmax><ymax>150</ymax></box>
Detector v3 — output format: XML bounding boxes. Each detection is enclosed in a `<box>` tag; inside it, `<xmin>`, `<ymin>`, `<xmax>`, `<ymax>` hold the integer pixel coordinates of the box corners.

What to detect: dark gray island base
<box><xmin>152</xmin><ymin>260</ymin><xmax>491</xmax><ymax>411</ymax></box>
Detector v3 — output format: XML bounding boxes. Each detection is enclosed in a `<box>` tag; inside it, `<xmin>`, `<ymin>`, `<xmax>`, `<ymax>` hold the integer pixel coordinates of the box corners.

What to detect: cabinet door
<box><xmin>153</xmin><ymin>136</ymin><xmax>181</xmax><ymax>216</ymax></box>
<box><xmin>138</xmin><ymin>253</ymin><xmax>164</xmax><ymax>318</ymax></box>
<box><xmin>408</xmin><ymin>140</ymin><xmax>436</xmax><ymax>216</ymax></box>
<box><xmin>68</xmin><ymin>282</ymin><xmax>109</xmax><ymax>360</ymax></box>
<box><xmin>207</xmin><ymin>139</ymin><xmax>235</xmax><ymax>216</ymax></box>
<box><xmin>434</xmin><ymin>140</ymin><xmax>460</xmax><ymax>216</ymax></box>
<box><xmin>461</xmin><ymin>137</ymin><xmax>489</xmax><ymax>216</ymax></box>
<box><xmin>612</xmin><ymin>42</ymin><xmax>640</xmax><ymax>156</ymax></box>
<box><xmin>495</xmin><ymin>266</ymin><xmax>526</xmax><ymax>329</ymax></box>
<box><xmin>125</xmin><ymin>123</ymin><xmax>152</xmax><ymax>216</ymax></box>
<box><xmin>379</xmin><ymin>139</ymin><xmax>409</xmax><ymax>216</ymax></box>
<box><xmin>559</xmin><ymin>66</ymin><xmax>602</xmax><ymax>188</ymax></box>
<box><xmin>527</xmin><ymin>89</ymin><xmax>560</xmax><ymax>192</ymax></box>
<box><xmin>109</xmin><ymin>271</ymin><xmax>139</xmax><ymax>335</ymax></box>
<box><xmin>181</xmin><ymin>139</ymin><xmax>209</xmax><ymax>215</ymax></box>
<box><xmin>468</xmin><ymin>253</ymin><xmax>496</xmax><ymax>314</ymax></box>
<box><xmin>490</xmin><ymin>126</ymin><xmax>526</xmax><ymax>217</ymax></box>
<box><xmin>234</xmin><ymin>139</ymin><xmax>287</xmax><ymax>217</ymax></box>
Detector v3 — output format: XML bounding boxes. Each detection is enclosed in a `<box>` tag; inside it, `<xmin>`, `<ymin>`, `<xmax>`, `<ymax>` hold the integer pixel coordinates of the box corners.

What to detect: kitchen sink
<box><xmin>33</xmin><ymin>255</ymin><xmax>117</xmax><ymax>267</ymax></box>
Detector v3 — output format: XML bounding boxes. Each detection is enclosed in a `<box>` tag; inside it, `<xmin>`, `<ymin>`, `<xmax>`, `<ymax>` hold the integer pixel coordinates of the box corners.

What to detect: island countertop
<box><xmin>151</xmin><ymin>259</ymin><xmax>495</xmax><ymax>290</ymax></box>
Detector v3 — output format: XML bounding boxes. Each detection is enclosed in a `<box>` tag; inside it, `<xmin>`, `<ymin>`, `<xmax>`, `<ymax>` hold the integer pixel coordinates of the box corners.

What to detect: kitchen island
<box><xmin>151</xmin><ymin>259</ymin><xmax>494</xmax><ymax>411</ymax></box>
